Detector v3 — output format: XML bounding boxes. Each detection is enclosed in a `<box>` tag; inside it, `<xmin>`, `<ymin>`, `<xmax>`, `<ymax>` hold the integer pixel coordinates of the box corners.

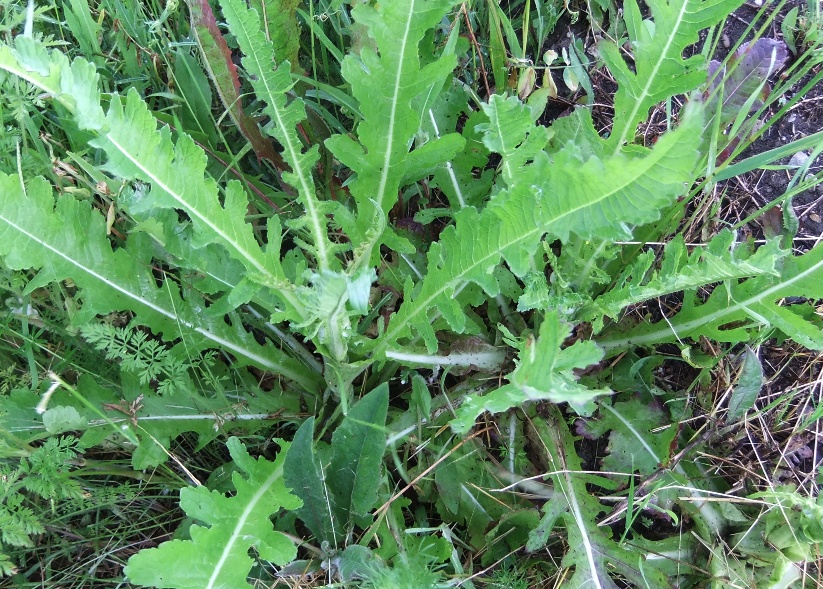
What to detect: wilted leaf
<box><xmin>707</xmin><ymin>38</ymin><xmax>789</xmax><ymax>127</ymax></box>
<box><xmin>728</xmin><ymin>347</ymin><xmax>764</xmax><ymax>420</ymax></box>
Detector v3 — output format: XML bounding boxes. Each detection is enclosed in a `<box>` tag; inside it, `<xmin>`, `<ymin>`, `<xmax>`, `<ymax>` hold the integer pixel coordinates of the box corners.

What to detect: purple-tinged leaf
<box><xmin>707</xmin><ymin>38</ymin><xmax>789</xmax><ymax>127</ymax></box>
<box><xmin>183</xmin><ymin>0</ymin><xmax>287</xmax><ymax>170</ymax></box>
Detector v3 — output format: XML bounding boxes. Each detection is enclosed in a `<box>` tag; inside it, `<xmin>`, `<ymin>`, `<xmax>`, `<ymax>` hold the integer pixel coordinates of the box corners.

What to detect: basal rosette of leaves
<box><xmin>0</xmin><ymin>0</ymin><xmax>822</xmax><ymax>586</ymax></box>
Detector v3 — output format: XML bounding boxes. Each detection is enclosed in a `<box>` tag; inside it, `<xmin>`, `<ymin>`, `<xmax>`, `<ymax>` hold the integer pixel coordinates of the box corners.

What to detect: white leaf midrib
<box><xmin>0</xmin><ymin>211</ymin><xmax>285</xmax><ymax>372</ymax></box>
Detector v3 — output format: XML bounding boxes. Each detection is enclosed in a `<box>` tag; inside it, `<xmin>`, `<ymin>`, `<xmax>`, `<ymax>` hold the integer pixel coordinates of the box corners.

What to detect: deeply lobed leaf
<box><xmin>450</xmin><ymin>312</ymin><xmax>610</xmax><ymax>434</ymax></box>
<box><xmin>376</xmin><ymin>97</ymin><xmax>705</xmax><ymax>356</ymax></box>
<box><xmin>325</xmin><ymin>0</ymin><xmax>464</xmax><ymax>259</ymax></box>
<box><xmin>598</xmin><ymin>244</ymin><xmax>823</xmax><ymax>353</ymax></box>
<box><xmin>528</xmin><ymin>408</ymin><xmax>671</xmax><ymax>588</ymax></box>
<box><xmin>581</xmin><ymin>230</ymin><xmax>787</xmax><ymax>332</ymax></box>
<box><xmin>0</xmin><ymin>37</ymin><xmax>307</xmax><ymax>322</ymax></box>
<box><xmin>601</xmin><ymin>0</ymin><xmax>744</xmax><ymax>150</ymax></box>
<box><xmin>0</xmin><ymin>173</ymin><xmax>319</xmax><ymax>392</ymax></box>
<box><xmin>220</xmin><ymin>0</ymin><xmax>343</xmax><ymax>272</ymax></box>
<box><xmin>124</xmin><ymin>438</ymin><xmax>301</xmax><ymax>589</ymax></box>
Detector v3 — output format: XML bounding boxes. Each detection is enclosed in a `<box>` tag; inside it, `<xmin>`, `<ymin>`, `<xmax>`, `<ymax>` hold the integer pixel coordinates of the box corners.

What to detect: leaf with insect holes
<box><xmin>124</xmin><ymin>437</ymin><xmax>301</xmax><ymax>589</ymax></box>
<box><xmin>578</xmin><ymin>397</ymin><xmax>676</xmax><ymax>477</ymax></box>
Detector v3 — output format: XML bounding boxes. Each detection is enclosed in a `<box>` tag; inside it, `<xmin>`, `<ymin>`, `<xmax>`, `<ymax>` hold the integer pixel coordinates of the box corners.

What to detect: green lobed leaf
<box><xmin>219</xmin><ymin>0</ymin><xmax>343</xmax><ymax>272</ymax></box>
<box><xmin>0</xmin><ymin>372</ymin><xmax>299</xmax><ymax>470</ymax></box>
<box><xmin>324</xmin><ymin>0</ymin><xmax>464</xmax><ymax>259</ymax></box>
<box><xmin>329</xmin><ymin>384</ymin><xmax>389</xmax><ymax>529</ymax></box>
<box><xmin>597</xmin><ymin>243</ymin><xmax>823</xmax><ymax>353</ymax></box>
<box><xmin>376</xmin><ymin>97</ymin><xmax>704</xmax><ymax>356</ymax></box>
<box><xmin>601</xmin><ymin>0</ymin><xmax>744</xmax><ymax>150</ymax></box>
<box><xmin>0</xmin><ymin>173</ymin><xmax>320</xmax><ymax>393</ymax></box>
<box><xmin>424</xmin><ymin>81</ymin><xmax>493</xmax><ymax>209</ymax></box>
<box><xmin>450</xmin><ymin>312</ymin><xmax>610</xmax><ymax>435</ymax></box>
<box><xmin>581</xmin><ymin>230</ymin><xmax>787</xmax><ymax>332</ymax></box>
<box><xmin>581</xmin><ymin>397</ymin><xmax>677</xmax><ymax>476</ymax></box>
<box><xmin>433</xmin><ymin>447</ymin><xmax>506</xmax><ymax>546</ymax></box>
<box><xmin>528</xmin><ymin>407</ymin><xmax>670</xmax><ymax>588</ymax></box>
<box><xmin>474</xmin><ymin>92</ymin><xmax>550</xmax><ymax>186</ymax></box>
<box><xmin>0</xmin><ymin>37</ymin><xmax>308</xmax><ymax>323</ymax></box>
<box><xmin>124</xmin><ymin>437</ymin><xmax>301</xmax><ymax>589</ymax></box>
<box><xmin>527</xmin><ymin>498</ymin><xmax>566</xmax><ymax>553</ymax></box>
<box><xmin>2</xmin><ymin>36</ymin><xmax>105</xmax><ymax>131</ymax></box>
<box><xmin>41</xmin><ymin>406</ymin><xmax>85</xmax><ymax>435</ymax></box>
<box><xmin>91</xmin><ymin>92</ymin><xmax>305</xmax><ymax>311</ymax></box>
